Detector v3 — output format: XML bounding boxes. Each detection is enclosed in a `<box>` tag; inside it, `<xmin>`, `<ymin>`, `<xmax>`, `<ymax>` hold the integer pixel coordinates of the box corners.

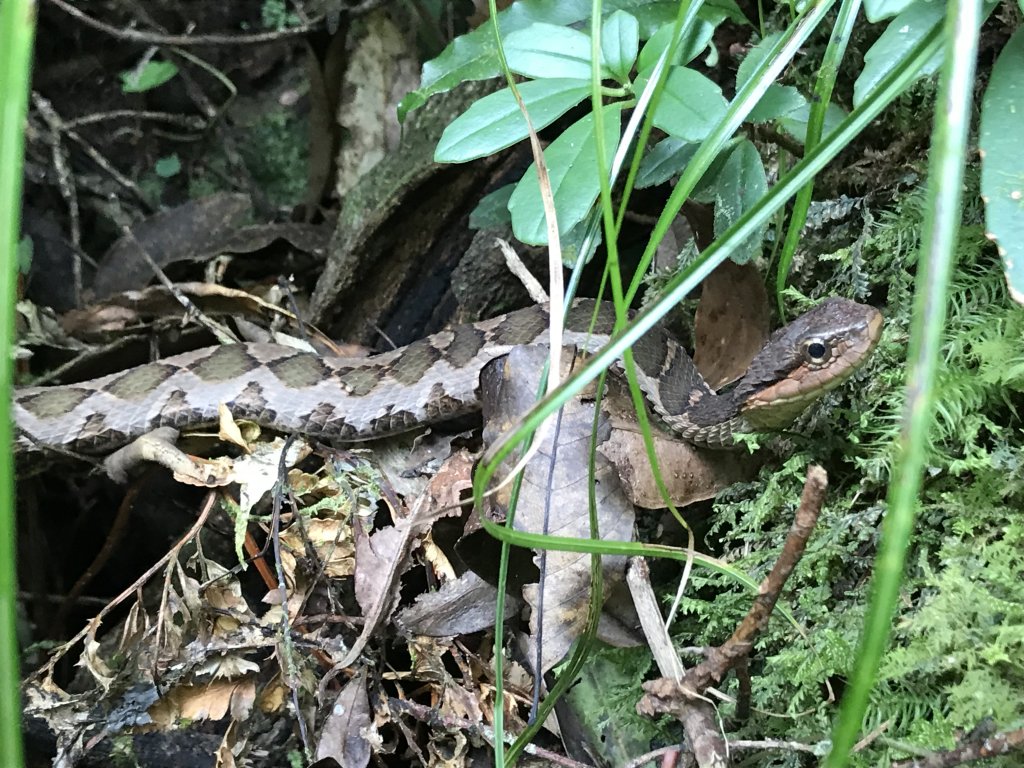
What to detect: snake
<box><xmin>13</xmin><ymin>298</ymin><xmax>882</xmax><ymax>456</ymax></box>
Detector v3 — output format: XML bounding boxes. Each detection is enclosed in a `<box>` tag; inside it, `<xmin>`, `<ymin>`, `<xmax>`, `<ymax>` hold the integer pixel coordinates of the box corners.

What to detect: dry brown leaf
<box><xmin>693</xmin><ymin>260</ymin><xmax>770</xmax><ymax>389</ymax></box>
<box><xmin>481</xmin><ymin>346</ymin><xmax>634</xmax><ymax>674</ymax></box>
<box><xmin>315</xmin><ymin>669</ymin><xmax>374</xmax><ymax>767</ymax></box>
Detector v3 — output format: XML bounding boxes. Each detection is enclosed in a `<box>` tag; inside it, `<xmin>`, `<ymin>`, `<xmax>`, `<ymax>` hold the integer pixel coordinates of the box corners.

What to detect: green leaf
<box><xmin>399</xmin><ymin>0</ymin><xmax>662</xmax><ymax>120</ymax></box>
<box><xmin>636</xmin><ymin>137</ymin><xmax>697</xmax><ymax>188</ymax></box>
<box><xmin>560</xmin><ymin>213</ymin><xmax>604</xmax><ymax>267</ymax></box>
<box><xmin>864</xmin><ymin>0</ymin><xmax>921</xmax><ymax>23</ymax></box>
<box><xmin>120</xmin><ymin>60</ymin><xmax>178</xmax><ymax>93</ymax></box>
<box><xmin>434</xmin><ymin>78</ymin><xmax>590</xmax><ymax>163</ymax></box>
<box><xmin>504</xmin><ymin>22</ymin><xmax>606</xmax><ymax>80</ymax></box>
<box><xmin>154</xmin><ymin>154</ymin><xmax>181</xmax><ymax>178</ymax></box>
<box><xmin>469</xmin><ymin>184</ymin><xmax>515</xmax><ymax>230</ymax></box>
<box><xmin>747</xmin><ymin>84</ymin><xmax>807</xmax><ymax>124</ymax></box>
<box><xmin>637</xmin><ymin>19</ymin><xmax>715</xmax><ymax>72</ymax></box>
<box><xmin>853</xmin><ymin>1</ymin><xmax>944</xmax><ymax>107</ymax></box>
<box><xmin>712</xmin><ymin>140</ymin><xmax>768</xmax><ymax>263</ymax></box>
<box><xmin>17</xmin><ymin>235</ymin><xmax>32</xmax><ymax>275</ymax></box>
<box><xmin>602</xmin><ymin>10</ymin><xmax>639</xmax><ymax>82</ymax></box>
<box><xmin>637</xmin><ymin>66</ymin><xmax>727</xmax><ymax>142</ymax></box>
<box><xmin>736</xmin><ymin>31</ymin><xmax>783</xmax><ymax>90</ymax></box>
<box><xmin>980</xmin><ymin>28</ymin><xmax>1024</xmax><ymax>305</ymax></box>
<box><xmin>777</xmin><ymin>101</ymin><xmax>848</xmax><ymax>144</ymax></box>
<box><xmin>631</xmin><ymin>0</ymin><xmax>746</xmax><ymax>33</ymax></box>
<box><xmin>508</xmin><ymin>104</ymin><xmax>622</xmax><ymax>245</ymax></box>
<box><xmin>703</xmin><ymin>0</ymin><xmax>751</xmax><ymax>25</ymax></box>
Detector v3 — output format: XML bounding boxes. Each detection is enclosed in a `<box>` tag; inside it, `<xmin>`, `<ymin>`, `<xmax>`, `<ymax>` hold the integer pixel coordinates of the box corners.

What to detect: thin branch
<box><xmin>46</xmin><ymin>0</ymin><xmax>325</xmax><ymax>46</ymax></box>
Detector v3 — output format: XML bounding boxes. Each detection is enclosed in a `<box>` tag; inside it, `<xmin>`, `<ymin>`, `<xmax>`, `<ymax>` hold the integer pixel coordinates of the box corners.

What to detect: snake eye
<box><xmin>802</xmin><ymin>339</ymin><xmax>830</xmax><ymax>364</ymax></box>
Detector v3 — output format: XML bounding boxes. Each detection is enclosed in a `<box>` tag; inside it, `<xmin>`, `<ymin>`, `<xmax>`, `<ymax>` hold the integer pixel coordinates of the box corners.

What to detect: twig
<box><xmin>621</xmin><ymin>744</ymin><xmax>695</xmax><ymax>768</ymax></box>
<box><xmin>46</xmin><ymin>0</ymin><xmax>325</xmax><ymax>46</ymax></box>
<box><xmin>64</xmin><ymin>110</ymin><xmax>207</xmax><ymax>131</ymax></box>
<box><xmin>686</xmin><ymin>464</ymin><xmax>827</xmax><ymax>693</ymax></box>
<box><xmin>495</xmin><ymin>238</ymin><xmax>547</xmax><ymax>304</ymax></box>
<box><xmin>124</xmin><ymin>226</ymin><xmax>239</xmax><ymax>345</ymax></box>
<box><xmin>30</xmin><ymin>490</ymin><xmax>217</xmax><ymax>680</ymax></box>
<box><xmin>390</xmin><ymin>698</ymin><xmax>593</xmax><ymax>767</ymax></box>
<box><xmin>890</xmin><ymin>725</ymin><xmax>1024</xmax><ymax>768</ymax></box>
<box><xmin>30</xmin><ymin>93</ymin><xmax>81</xmax><ymax>247</ymax></box>
<box><xmin>637</xmin><ymin>466</ymin><xmax>829</xmax><ymax>768</ymax></box>
<box><xmin>33</xmin><ymin>91</ymin><xmax>153</xmax><ymax>211</ymax></box>
<box><xmin>51</xmin><ymin>482</ymin><xmax>142</xmax><ymax>633</ymax></box>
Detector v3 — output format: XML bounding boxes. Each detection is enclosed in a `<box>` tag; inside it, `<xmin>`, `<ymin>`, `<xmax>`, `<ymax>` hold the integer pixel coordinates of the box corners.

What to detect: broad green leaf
<box><xmin>631</xmin><ymin>0</ymin><xmax>747</xmax><ymax>33</ymax></box>
<box><xmin>637</xmin><ymin>19</ymin><xmax>715</xmax><ymax>72</ymax></box>
<box><xmin>508</xmin><ymin>104</ymin><xmax>623</xmax><ymax>245</ymax></box>
<box><xmin>736</xmin><ymin>31</ymin><xmax>785</xmax><ymax>90</ymax></box>
<box><xmin>154</xmin><ymin>154</ymin><xmax>181</xmax><ymax>178</ymax></box>
<box><xmin>630</xmin><ymin>3</ymin><xmax>689</xmax><ymax>35</ymax></box>
<box><xmin>980</xmin><ymin>28</ymin><xmax>1024</xmax><ymax>304</ymax></box>
<box><xmin>689</xmin><ymin>147</ymin><xmax>734</xmax><ymax>204</ymax></box>
<box><xmin>712</xmin><ymin>140</ymin><xmax>768</xmax><ymax>263</ymax></box>
<box><xmin>17</xmin><ymin>235</ymin><xmax>32</xmax><ymax>275</ymax></box>
<box><xmin>636</xmin><ymin>137</ymin><xmax>697</xmax><ymax>188</ymax></box>
<box><xmin>561</xmin><ymin>215</ymin><xmax>604</xmax><ymax>266</ymax></box>
<box><xmin>469</xmin><ymin>185</ymin><xmax>515</xmax><ymax>230</ymax></box>
<box><xmin>853</xmin><ymin>1</ymin><xmax>944</xmax><ymax>106</ymax></box>
<box><xmin>400</xmin><ymin>0</ymin><xmax>667</xmax><ymax>119</ymax></box>
<box><xmin>504</xmin><ymin>23</ymin><xmax>607</xmax><ymax>80</ymax></box>
<box><xmin>637</xmin><ymin>66</ymin><xmax>728</xmax><ymax>142</ymax></box>
<box><xmin>747</xmin><ymin>84</ymin><xmax>807</xmax><ymax>124</ymax></box>
<box><xmin>435</xmin><ymin>78</ymin><xmax>590</xmax><ymax>163</ymax></box>
<box><xmin>864</xmin><ymin>0</ymin><xmax>921</xmax><ymax>23</ymax></box>
<box><xmin>602</xmin><ymin>10</ymin><xmax>639</xmax><ymax>82</ymax></box>
<box><xmin>777</xmin><ymin>101</ymin><xmax>848</xmax><ymax>144</ymax></box>
<box><xmin>120</xmin><ymin>60</ymin><xmax>178</xmax><ymax>93</ymax></box>
<box><xmin>703</xmin><ymin>0</ymin><xmax>751</xmax><ymax>25</ymax></box>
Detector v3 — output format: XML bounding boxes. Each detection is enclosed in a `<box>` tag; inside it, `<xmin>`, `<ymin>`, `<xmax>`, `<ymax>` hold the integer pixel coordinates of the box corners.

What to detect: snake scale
<box><xmin>14</xmin><ymin>298</ymin><xmax>882</xmax><ymax>456</ymax></box>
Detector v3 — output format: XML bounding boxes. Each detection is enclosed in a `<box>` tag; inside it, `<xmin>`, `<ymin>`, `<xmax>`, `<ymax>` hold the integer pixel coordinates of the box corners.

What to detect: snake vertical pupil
<box><xmin>805</xmin><ymin>340</ymin><xmax>828</xmax><ymax>362</ymax></box>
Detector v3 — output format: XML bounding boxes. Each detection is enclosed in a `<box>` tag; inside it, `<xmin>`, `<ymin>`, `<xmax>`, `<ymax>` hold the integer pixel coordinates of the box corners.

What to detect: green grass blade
<box><xmin>0</xmin><ymin>0</ymin><xmax>35</xmax><ymax>766</ymax></box>
<box><xmin>474</xmin><ymin>22</ymin><xmax>944</xmax><ymax>496</ymax></box>
<box><xmin>823</xmin><ymin>0</ymin><xmax>982</xmax><ymax>764</ymax></box>
<box><xmin>624</xmin><ymin>0</ymin><xmax>837</xmax><ymax>305</ymax></box>
<box><xmin>775</xmin><ymin>0</ymin><xmax>862</xmax><ymax>316</ymax></box>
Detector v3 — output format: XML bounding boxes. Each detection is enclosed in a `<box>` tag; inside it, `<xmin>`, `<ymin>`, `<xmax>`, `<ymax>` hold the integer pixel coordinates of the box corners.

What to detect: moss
<box><xmin>657</xmin><ymin>179</ymin><xmax>1024</xmax><ymax>766</ymax></box>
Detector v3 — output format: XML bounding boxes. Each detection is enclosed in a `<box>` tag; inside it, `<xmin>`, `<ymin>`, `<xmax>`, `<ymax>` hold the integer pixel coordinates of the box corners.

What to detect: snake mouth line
<box><xmin>739</xmin><ymin>304</ymin><xmax>883</xmax><ymax>429</ymax></box>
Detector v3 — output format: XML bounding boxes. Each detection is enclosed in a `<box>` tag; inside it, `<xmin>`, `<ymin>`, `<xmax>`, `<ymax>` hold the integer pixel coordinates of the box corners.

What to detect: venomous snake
<box><xmin>13</xmin><ymin>298</ymin><xmax>882</xmax><ymax>456</ymax></box>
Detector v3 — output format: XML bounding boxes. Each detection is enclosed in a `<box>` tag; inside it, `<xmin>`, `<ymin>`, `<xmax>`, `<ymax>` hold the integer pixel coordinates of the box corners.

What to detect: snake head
<box><xmin>732</xmin><ymin>298</ymin><xmax>883</xmax><ymax>431</ymax></box>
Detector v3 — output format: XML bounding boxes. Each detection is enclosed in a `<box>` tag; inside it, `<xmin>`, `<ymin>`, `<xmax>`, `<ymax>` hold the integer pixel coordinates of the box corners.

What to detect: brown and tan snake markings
<box><xmin>14</xmin><ymin>298</ymin><xmax>882</xmax><ymax>456</ymax></box>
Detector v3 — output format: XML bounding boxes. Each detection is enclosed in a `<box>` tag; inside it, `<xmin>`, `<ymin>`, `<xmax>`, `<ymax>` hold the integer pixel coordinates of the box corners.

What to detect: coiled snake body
<box><xmin>14</xmin><ymin>299</ymin><xmax>882</xmax><ymax>456</ymax></box>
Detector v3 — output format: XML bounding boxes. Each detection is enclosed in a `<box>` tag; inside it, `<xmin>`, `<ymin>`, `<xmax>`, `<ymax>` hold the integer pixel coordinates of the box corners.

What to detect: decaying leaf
<box><xmin>693</xmin><ymin>260</ymin><xmax>770</xmax><ymax>389</ymax></box>
<box><xmin>480</xmin><ymin>345</ymin><xmax>635</xmax><ymax>674</ymax></box>
<box><xmin>328</xmin><ymin>450</ymin><xmax>475</xmax><ymax>671</ymax></box>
